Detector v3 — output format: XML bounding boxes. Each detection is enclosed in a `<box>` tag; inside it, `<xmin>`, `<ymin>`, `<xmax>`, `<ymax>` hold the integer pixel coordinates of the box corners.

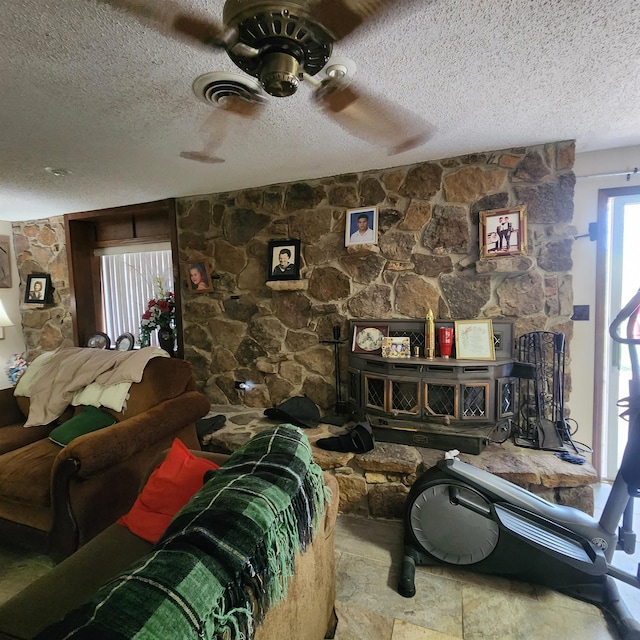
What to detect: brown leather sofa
<box><xmin>0</xmin><ymin>450</ymin><xmax>340</xmax><ymax>640</ymax></box>
<box><xmin>0</xmin><ymin>355</ymin><xmax>210</xmax><ymax>561</ymax></box>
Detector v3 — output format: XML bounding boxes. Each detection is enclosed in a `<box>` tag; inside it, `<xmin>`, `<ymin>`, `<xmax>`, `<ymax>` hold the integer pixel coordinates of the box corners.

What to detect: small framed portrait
<box><xmin>345</xmin><ymin>207</ymin><xmax>378</xmax><ymax>247</ymax></box>
<box><xmin>479</xmin><ymin>205</ymin><xmax>527</xmax><ymax>259</ymax></box>
<box><xmin>381</xmin><ymin>336</ymin><xmax>411</xmax><ymax>358</ymax></box>
<box><xmin>115</xmin><ymin>332</ymin><xmax>135</xmax><ymax>351</ymax></box>
<box><xmin>184</xmin><ymin>261</ymin><xmax>213</xmax><ymax>293</ymax></box>
<box><xmin>267</xmin><ymin>239</ymin><xmax>301</xmax><ymax>281</ymax></box>
<box><xmin>86</xmin><ymin>332</ymin><xmax>111</xmax><ymax>349</ymax></box>
<box><xmin>24</xmin><ymin>273</ymin><xmax>54</xmax><ymax>304</ymax></box>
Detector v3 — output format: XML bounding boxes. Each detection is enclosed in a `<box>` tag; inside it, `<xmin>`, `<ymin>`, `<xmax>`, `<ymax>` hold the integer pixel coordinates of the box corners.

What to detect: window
<box><xmin>97</xmin><ymin>243</ymin><xmax>173</xmax><ymax>347</ymax></box>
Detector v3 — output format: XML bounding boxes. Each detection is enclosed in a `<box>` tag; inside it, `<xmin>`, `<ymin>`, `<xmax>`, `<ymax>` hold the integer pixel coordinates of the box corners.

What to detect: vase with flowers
<box><xmin>138</xmin><ymin>278</ymin><xmax>176</xmax><ymax>355</ymax></box>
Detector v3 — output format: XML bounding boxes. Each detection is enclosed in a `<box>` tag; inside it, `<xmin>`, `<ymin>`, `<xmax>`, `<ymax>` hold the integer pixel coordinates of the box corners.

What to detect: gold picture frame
<box><xmin>479</xmin><ymin>205</ymin><xmax>527</xmax><ymax>259</ymax></box>
<box><xmin>454</xmin><ymin>319</ymin><xmax>496</xmax><ymax>360</ymax></box>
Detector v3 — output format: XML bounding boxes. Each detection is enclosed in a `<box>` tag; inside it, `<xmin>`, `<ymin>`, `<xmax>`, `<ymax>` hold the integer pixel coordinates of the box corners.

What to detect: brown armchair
<box><xmin>0</xmin><ymin>356</ymin><xmax>210</xmax><ymax>561</ymax></box>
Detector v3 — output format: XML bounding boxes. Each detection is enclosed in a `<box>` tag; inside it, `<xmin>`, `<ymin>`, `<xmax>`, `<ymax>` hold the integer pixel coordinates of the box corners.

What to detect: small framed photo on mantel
<box><xmin>267</xmin><ymin>239</ymin><xmax>301</xmax><ymax>281</ymax></box>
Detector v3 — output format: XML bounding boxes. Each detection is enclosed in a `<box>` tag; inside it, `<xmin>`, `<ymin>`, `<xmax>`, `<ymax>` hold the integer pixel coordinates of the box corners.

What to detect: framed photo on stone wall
<box><xmin>345</xmin><ymin>207</ymin><xmax>378</xmax><ymax>246</ymax></box>
<box><xmin>24</xmin><ymin>273</ymin><xmax>54</xmax><ymax>304</ymax></box>
<box><xmin>267</xmin><ymin>239</ymin><xmax>301</xmax><ymax>281</ymax></box>
<box><xmin>0</xmin><ymin>236</ymin><xmax>11</xmax><ymax>288</ymax></box>
<box><xmin>184</xmin><ymin>260</ymin><xmax>213</xmax><ymax>293</ymax></box>
<box><xmin>479</xmin><ymin>205</ymin><xmax>527</xmax><ymax>259</ymax></box>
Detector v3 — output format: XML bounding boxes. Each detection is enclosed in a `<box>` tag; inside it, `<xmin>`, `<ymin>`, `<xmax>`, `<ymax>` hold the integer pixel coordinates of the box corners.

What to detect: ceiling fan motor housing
<box><xmin>222</xmin><ymin>0</ymin><xmax>333</xmax><ymax>97</ymax></box>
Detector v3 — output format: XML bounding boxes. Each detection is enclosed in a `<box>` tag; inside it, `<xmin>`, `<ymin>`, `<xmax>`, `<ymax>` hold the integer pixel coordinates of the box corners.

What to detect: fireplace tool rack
<box><xmin>514</xmin><ymin>330</ymin><xmax>578</xmax><ymax>452</ymax></box>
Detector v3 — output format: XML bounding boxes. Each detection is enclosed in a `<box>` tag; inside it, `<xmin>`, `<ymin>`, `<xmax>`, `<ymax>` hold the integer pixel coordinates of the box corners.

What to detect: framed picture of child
<box><xmin>184</xmin><ymin>261</ymin><xmax>213</xmax><ymax>293</ymax></box>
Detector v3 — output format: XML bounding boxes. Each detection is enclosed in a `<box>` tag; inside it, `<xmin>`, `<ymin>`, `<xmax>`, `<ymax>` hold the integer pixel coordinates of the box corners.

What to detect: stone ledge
<box><xmin>203</xmin><ymin>404</ymin><xmax>597</xmax><ymax>520</ymax></box>
<box><xmin>475</xmin><ymin>255</ymin><xmax>535</xmax><ymax>273</ymax></box>
<box><xmin>265</xmin><ymin>279</ymin><xmax>309</xmax><ymax>291</ymax></box>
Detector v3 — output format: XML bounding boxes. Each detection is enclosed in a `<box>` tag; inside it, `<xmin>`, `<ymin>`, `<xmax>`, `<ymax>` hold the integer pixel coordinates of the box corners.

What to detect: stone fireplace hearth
<box><xmin>203</xmin><ymin>405</ymin><xmax>597</xmax><ymax>519</ymax></box>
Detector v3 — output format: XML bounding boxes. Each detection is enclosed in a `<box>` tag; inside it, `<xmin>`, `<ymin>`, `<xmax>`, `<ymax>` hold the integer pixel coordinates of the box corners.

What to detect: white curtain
<box><xmin>99</xmin><ymin>246</ymin><xmax>174</xmax><ymax>346</ymax></box>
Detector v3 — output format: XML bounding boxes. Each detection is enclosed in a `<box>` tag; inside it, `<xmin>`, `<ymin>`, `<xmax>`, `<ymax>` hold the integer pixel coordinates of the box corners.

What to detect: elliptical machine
<box><xmin>398</xmin><ymin>288</ymin><xmax>640</xmax><ymax>640</ymax></box>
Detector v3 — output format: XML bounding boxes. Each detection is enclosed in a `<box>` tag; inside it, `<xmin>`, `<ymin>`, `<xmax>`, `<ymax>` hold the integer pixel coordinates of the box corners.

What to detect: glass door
<box><xmin>597</xmin><ymin>190</ymin><xmax>640</xmax><ymax>479</ymax></box>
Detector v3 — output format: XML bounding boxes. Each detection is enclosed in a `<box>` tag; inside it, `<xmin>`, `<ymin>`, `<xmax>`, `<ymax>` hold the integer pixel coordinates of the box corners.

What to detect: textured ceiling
<box><xmin>1</xmin><ymin>0</ymin><xmax>639</xmax><ymax>222</ymax></box>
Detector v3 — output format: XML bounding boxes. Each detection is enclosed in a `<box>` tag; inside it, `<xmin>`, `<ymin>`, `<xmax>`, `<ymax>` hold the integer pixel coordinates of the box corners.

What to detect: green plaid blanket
<box><xmin>37</xmin><ymin>424</ymin><xmax>328</xmax><ymax>640</ymax></box>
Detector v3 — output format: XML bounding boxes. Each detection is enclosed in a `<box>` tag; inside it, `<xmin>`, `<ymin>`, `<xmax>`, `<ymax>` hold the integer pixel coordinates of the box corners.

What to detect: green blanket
<box><xmin>37</xmin><ymin>424</ymin><xmax>328</xmax><ymax>640</ymax></box>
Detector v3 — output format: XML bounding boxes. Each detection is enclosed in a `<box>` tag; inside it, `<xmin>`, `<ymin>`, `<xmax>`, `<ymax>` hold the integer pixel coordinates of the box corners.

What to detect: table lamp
<box><xmin>0</xmin><ymin>299</ymin><xmax>14</xmax><ymax>339</ymax></box>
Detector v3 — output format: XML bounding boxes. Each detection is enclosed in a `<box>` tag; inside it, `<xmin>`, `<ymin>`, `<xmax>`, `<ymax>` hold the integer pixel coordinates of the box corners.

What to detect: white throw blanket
<box><xmin>19</xmin><ymin>347</ymin><xmax>167</xmax><ymax>427</ymax></box>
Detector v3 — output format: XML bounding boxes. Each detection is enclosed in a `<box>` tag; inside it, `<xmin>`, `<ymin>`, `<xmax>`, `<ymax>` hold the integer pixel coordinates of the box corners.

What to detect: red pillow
<box><xmin>118</xmin><ymin>438</ymin><xmax>219</xmax><ymax>543</ymax></box>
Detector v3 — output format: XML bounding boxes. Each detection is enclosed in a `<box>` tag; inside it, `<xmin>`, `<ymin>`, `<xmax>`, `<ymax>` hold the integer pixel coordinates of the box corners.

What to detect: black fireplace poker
<box><xmin>321</xmin><ymin>325</ymin><xmax>349</xmax><ymax>416</ymax></box>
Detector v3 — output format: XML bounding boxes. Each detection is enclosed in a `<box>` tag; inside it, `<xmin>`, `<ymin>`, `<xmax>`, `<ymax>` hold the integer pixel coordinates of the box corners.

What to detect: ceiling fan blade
<box><xmin>310</xmin><ymin>0</ymin><xmax>401</xmax><ymax>41</ymax></box>
<box><xmin>179</xmin><ymin>150</ymin><xmax>225</xmax><ymax>164</ymax></box>
<box><xmin>96</xmin><ymin>0</ymin><xmax>230</xmax><ymax>49</ymax></box>
<box><xmin>180</xmin><ymin>95</ymin><xmax>265</xmax><ymax>164</ymax></box>
<box><xmin>314</xmin><ymin>80</ymin><xmax>434</xmax><ymax>155</ymax></box>
<box><xmin>215</xmin><ymin>93</ymin><xmax>266</xmax><ymax>119</ymax></box>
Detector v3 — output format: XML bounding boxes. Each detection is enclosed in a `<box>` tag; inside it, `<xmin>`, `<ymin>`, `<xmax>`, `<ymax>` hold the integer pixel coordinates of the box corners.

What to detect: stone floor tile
<box><xmin>461</xmin><ymin>582</ymin><xmax>615</xmax><ymax>640</ymax></box>
<box><xmin>336</xmin><ymin>550</ymin><xmax>463</xmax><ymax>637</ymax></box>
<box><xmin>335</xmin><ymin>514</ymin><xmax>404</xmax><ymax>566</ymax></box>
<box><xmin>534</xmin><ymin>585</ymin><xmax>607</xmax><ymax>616</ymax></box>
<box><xmin>334</xmin><ymin>602</ymin><xmax>394</xmax><ymax>640</ymax></box>
<box><xmin>411</xmin><ymin>563</ymin><xmax>539</xmax><ymax>600</ymax></box>
<box><xmin>391</xmin><ymin>618</ymin><xmax>462</xmax><ymax>640</ymax></box>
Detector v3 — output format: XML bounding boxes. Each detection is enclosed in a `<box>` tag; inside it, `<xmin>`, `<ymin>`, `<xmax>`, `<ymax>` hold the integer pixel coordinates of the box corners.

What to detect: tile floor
<box><xmin>333</xmin><ymin>483</ymin><xmax>640</xmax><ymax>640</ymax></box>
<box><xmin>0</xmin><ymin>484</ymin><xmax>638</xmax><ymax>639</ymax></box>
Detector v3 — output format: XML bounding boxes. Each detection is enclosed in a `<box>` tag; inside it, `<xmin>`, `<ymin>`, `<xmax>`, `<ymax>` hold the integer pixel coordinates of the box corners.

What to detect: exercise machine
<box><xmin>398</xmin><ymin>288</ymin><xmax>640</xmax><ymax>639</ymax></box>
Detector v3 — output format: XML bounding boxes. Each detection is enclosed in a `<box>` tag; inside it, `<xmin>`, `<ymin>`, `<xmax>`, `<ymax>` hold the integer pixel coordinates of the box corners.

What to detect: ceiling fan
<box><xmin>97</xmin><ymin>0</ymin><xmax>434</xmax><ymax>161</ymax></box>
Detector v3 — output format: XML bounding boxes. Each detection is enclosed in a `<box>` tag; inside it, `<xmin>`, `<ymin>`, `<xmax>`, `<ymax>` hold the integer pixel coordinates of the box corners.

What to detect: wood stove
<box><xmin>348</xmin><ymin>320</ymin><xmax>517</xmax><ymax>453</ymax></box>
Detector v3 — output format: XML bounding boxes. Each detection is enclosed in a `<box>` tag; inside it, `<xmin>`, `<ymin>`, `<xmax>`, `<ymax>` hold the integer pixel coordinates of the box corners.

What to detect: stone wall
<box><xmin>177</xmin><ymin>141</ymin><xmax>576</xmax><ymax>411</ymax></box>
<box><xmin>11</xmin><ymin>217</ymin><xmax>73</xmax><ymax>359</ymax></box>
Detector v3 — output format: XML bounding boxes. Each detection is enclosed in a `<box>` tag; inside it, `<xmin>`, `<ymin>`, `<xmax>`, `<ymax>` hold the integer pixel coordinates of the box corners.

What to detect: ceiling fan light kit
<box><xmin>99</xmin><ymin>0</ymin><xmax>434</xmax><ymax>154</ymax></box>
<box><xmin>223</xmin><ymin>0</ymin><xmax>333</xmax><ymax>97</ymax></box>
